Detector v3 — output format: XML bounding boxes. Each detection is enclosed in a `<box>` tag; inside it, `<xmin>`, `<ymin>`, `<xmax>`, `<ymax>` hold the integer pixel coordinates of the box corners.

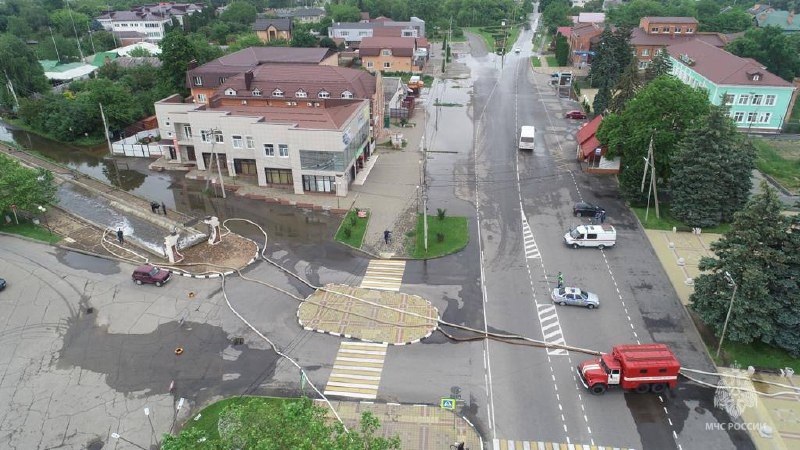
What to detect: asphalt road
<box><xmin>463</xmin><ymin>11</ymin><xmax>754</xmax><ymax>450</ymax></box>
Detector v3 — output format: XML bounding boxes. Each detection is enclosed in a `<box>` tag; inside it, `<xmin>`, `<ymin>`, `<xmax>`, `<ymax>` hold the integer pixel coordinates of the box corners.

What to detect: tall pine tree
<box><xmin>644</xmin><ymin>48</ymin><xmax>673</xmax><ymax>83</ymax></box>
<box><xmin>670</xmin><ymin>105</ymin><xmax>755</xmax><ymax>227</ymax></box>
<box><xmin>609</xmin><ymin>61</ymin><xmax>641</xmax><ymax>113</ymax></box>
<box><xmin>691</xmin><ymin>183</ymin><xmax>800</xmax><ymax>357</ymax></box>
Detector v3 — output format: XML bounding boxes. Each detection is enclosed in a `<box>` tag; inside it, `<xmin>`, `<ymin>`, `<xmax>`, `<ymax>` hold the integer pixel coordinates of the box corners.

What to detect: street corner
<box><xmin>169</xmin><ymin>232</ymin><xmax>260</xmax><ymax>278</ymax></box>
<box><xmin>297</xmin><ymin>284</ymin><xmax>439</xmax><ymax>345</ymax></box>
<box><xmin>321</xmin><ymin>400</ymin><xmax>482</xmax><ymax>450</ymax></box>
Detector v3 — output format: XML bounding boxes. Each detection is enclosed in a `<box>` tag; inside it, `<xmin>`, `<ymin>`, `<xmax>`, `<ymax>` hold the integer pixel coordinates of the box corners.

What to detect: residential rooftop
<box><xmin>218</xmin><ymin>64</ymin><xmax>377</xmax><ymax>100</ymax></box>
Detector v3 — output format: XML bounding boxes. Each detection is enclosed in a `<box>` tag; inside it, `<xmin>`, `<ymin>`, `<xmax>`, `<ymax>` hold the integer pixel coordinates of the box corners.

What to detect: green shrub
<box><xmin>437</xmin><ymin>208</ymin><xmax>447</xmax><ymax>220</ymax></box>
<box><xmin>436</xmin><ymin>232</ymin><xmax>445</xmax><ymax>242</ymax></box>
<box><xmin>343</xmin><ymin>227</ymin><xmax>352</xmax><ymax>238</ymax></box>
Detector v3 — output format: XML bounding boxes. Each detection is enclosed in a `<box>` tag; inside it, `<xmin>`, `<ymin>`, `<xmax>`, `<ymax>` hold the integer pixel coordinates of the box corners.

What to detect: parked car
<box><xmin>514</xmin><ymin>47</ymin><xmax>521</xmax><ymax>53</ymax></box>
<box><xmin>551</xmin><ymin>287</ymin><xmax>600</xmax><ymax>309</ymax></box>
<box><xmin>132</xmin><ymin>264</ymin><xmax>171</xmax><ymax>287</ymax></box>
<box><xmin>0</xmin><ymin>277</ymin><xmax>6</xmax><ymax>291</ymax></box>
<box><xmin>565</xmin><ymin>110</ymin><xmax>587</xmax><ymax>119</ymax></box>
<box><xmin>573</xmin><ymin>201</ymin><xmax>604</xmax><ymax>217</ymax></box>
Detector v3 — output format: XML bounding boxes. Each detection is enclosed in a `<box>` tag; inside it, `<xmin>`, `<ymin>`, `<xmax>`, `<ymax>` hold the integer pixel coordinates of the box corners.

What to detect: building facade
<box><xmin>667</xmin><ymin>40</ymin><xmax>797</xmax><ymax>133</ymax></box>
<box><xmin>631</xmin><ymin>17</ymin><xmax>732</xmax><ymax>69</ymax></box>
<box><xmin>96</xmin><ymin>3</ymin><xmax>204</xmax><ymax>42</ymax></box>
<box><xmin>328</xmin><ymin>17</ymin><xmax>425</xmax><ymax>44</ymax></box>
<box><xmin>359</xmin><ymin>37</ymin><xmax>429</xmax><ymax>73</ymax></box>
<box><xmin>253</xmin><ymin>18</ymin><xmax>293</xmax><ymax>43</ymax></box>
<box><xmin>155</xmin><ymin>95</ymin><xmax>371</xmax><ymax>197</ymax></box>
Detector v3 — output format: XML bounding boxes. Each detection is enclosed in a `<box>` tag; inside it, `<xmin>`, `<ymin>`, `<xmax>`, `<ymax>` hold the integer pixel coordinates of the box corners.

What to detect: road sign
<box><xmin>440</xmin><ymin>398</ymin><xmax>456</xmax><ymax>410</ymax></box>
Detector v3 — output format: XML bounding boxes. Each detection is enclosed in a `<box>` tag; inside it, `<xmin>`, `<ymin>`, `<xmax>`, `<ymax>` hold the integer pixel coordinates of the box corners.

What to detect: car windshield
<box><xmin>579</xmin><ymin>290</ymin><xmax>589</xmax><ymax>298</ymax></box>
<box><xmin>520</xmin><ymin>137</ymin><xmax>534</xmax><ymax>142</ymax></box>
<box><xmin>148</xmin><ymin>267</ymin><xmax>160</xmax><ymax>276</ymax></box>
<box><xmin>570</xmin><ymin>228</ymin><xmax>581</xmax><ymax>238</ymax></box>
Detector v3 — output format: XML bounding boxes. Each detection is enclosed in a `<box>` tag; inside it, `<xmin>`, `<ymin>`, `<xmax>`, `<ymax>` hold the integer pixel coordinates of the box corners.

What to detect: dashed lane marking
<box><xmin>536</xmin><ymin>304</ymin><xmax>568</xmax><ymax>356</ymax></box>
<box><xmin>323</xmin><ymin>341</ymin><xmax>388</xmax><ymax>400</ymax></box>
<box><xmin>493</xmin><ymin>439</ymin><xmax>636</xmax><ymax>450</ymax></box>
<box><xmin>521</xmin><ymin>211</ymin><xmax>541</xmax><ymax>259</ymax></box>
<box><xmin>360</xmin><ymin>259</ymin><xmax>406</xmax><ymax>292</ymax></box>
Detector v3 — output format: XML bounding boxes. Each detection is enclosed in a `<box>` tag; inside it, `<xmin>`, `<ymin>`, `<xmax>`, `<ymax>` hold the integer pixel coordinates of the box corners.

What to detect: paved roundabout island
<box><xmin>298</xmin><ymin>284</ymin><xmax>439</xmax><ymax>345</ymax></box>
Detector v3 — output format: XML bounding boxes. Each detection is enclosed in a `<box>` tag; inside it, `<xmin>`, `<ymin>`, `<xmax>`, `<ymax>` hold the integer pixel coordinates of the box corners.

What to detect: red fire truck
<box><xmin>577</xmin><ymin>344</ymin><xmax>681</xmax><ymax>395</ymax></box>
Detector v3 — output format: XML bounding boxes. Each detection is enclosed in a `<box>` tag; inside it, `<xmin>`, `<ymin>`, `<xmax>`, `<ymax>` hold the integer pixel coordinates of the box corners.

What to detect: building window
<box><xmin>197</xmin><ymin>93</ymin><xmax>207</xmax><ymax>103</ymax></box>
<box><xmin>232</xmin><ymin>135</ymin><xmax>243</xmax><ymax>149</ymax></box>
<box><xmin>747</xmin><ymin>112</ymin><xmax>757</xmax><ymax>123</ymax></box>
<box><xmin>192</xmin><ymin>76</ymin><xmax>202</xmax><ymax>86</ymax></box>
<box><xmin>641</xmin><ymin>48</ymin><xmax>650</xmax><ymax>56</ymax></box>
<box><xmin>296</xmin><ymin>89</ymin><xmax>307</xmax><ymax>98</ymax></box>
<box><xmin>733</xmin><ymin>112</ymin><xmax>745</xmax><ymax>122</ymax></box>
<box><xmin>234</xmin><ymin>159</ymin><xmax>257</xmax><ymax>176</ymax></box>
<box><xmin>638</xmin><ymin>61</ymin><xmax>649</xmax><ymax>70</ymax></box>
<box><xmin>383</xmin><ymin>62</ymin><xmax>391</xmax><ymax>69</ymax></box>
<box><xmin>264</xmin><ymin>144</ymin><xmax>274</xmax><ymax>156</ymax></box>
<box><xmin>278</xmin><ymin>144</ymin><xmax>289</xmax><ymax>157</ymax></box>
<box><xmin>675</xmin><ymin>27</ymin><xmax>682</xmax><ymax>33</ymax></box>
<box><xmin>381</xmin><ymin>49</ymin><xmax>391</xmax><ymax>56</ymax></box>
<box><xmin>200</xmin><ymin>130</ymin><xmax>212</xmax><ymax>143</ymax></box>
<box><xmin>265</xmin><ymin>168</ymin><xmax>293</xmax><ymax>185</ymax></box>
<box><xmin>183</xmin><ymin>125</ymin><xmax>192</xmax><ymax>138</ymax></box>
<box><xmin>303</xmin><ymin>175</ymin><xmax>336</xmax><ymax>193</ymax></box>
<box><xmin>225</xmin><ymin>88</ymin><xmax>236</xmax><ymax>96</ymax></box>
<box><xmin>340</xmin><ymin>31</ymin><xmax>349</xmax><ymax>36</ymax></box>
<box><xmin>737</xmin><ymin>94</ymin><xmax>750</xmax><ymax>105</ymax></box>
<box><xmin>723</xmin><ymin>94</ymin><xmax>734</xmax><ymax>105</ymax></box>
<box><xmin>650</xmin><ymin>27</ymin><xmax>659</xmax><ymax>33</ymax></box>
<box><xmin>214</xmin><ymin>131</ymin><xmax>224</xmax><ymax>143</ymax></box>
<box><xmin>272</xmin><ymin>89</ymin><xmax>284</xmax><ymax>98</ymax></box>
<box><xmin>341</xmin><ymin>91</ymin><xmax>354</xmax><ymax>99</ymax></box>
<box><xmin>758</xmin><ymin>112</ymin><xmax>772</xmax><ymax>123</ymax></box>
<box><xmin>366</xmin><ymin>61</ymin><xmax>374</xmax><ymax>68</ymax></box>
<box><xmin>751</xmin><ymin>94</ymin><xmax>763</xmax><ymax>105</ymax></box>
<box><xmin>218</xmin><ymin>77</ymin><xmax>227</xmax><ymax>85</ymax></box>
<box><xmin>752</xmin><ymin>74</ymin><xmax>760</xmax><ymax>81</ymax></box>
<box><xmin>246</xmin><ymin>136</ymin><xmax>255</xmax><ymax>149</ymax></box>
<box><xmin>686</xmin><ymin>28</ymin><xmax>694</xmax><ymax>33</ymax></box>
<box><xmin>764</xmin><ymin>94</ymin><xmax>776</xmax><ymax>106</ymax></box>
<box><xmin>252</xmin><ymin>89</ymin><xmax>262</xmax><ymax>97</ymax></box>
<box><xmin>318</xmin><ymin>90</ymin><xmax>330</xmax><ymax>99</ymax></box>
<box><xmin>359</xmin><ymin>31</ymin><xmax>369</xmax><ymax>36</ymax></box>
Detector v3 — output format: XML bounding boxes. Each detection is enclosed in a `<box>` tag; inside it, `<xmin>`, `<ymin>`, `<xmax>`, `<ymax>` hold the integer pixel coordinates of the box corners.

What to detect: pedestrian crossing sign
<box><xmin>440</xmin><ymin>398</ymin><xmax>456</xmax><ymax>410</ymax></box>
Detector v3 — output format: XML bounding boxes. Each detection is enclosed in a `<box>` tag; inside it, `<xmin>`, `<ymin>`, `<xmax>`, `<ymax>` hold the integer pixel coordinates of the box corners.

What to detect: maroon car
<box><xmin>565</xmin><ymin>110</ymin><xmax>587</xmax><ymax>119</ymax></box>
<box><xmin>132</xmin><ymin>264</ymin><xmax>171</xmax><ymax>287</ymax></box>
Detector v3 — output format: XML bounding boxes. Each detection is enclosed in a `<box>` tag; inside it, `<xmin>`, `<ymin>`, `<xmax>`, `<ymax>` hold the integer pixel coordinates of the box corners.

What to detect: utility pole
<box><xmin>640</xmin><ymin>135</ymin><xmax>660</xmax><ymax>220</ymax></box>
<box><xmin>4</xmin><ymin>71</ymin><xmax>19</xmax><ymax>112</ymax></box>
<box><xmin>210</xmin><ymin>129</ymin><xmax>226</xmax><ymax>199</ymax></box>
<box><xmin>421</xmin><ymin>133</ymin><xmax>428</xmax><ymax>253</ymax></box>
<box><xmin>99</xmin><ymin>103</ymin><xmax>113</xmax><ymax>156</ymax></box>
<box><xmin>49</xmin><ymin>27</ymin><xmax>61</xmax><ymax>62</ymax></box>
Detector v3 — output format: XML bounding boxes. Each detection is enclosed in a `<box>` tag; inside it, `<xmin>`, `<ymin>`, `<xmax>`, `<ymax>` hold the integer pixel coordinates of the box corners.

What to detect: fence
<box><xmin>110</xmin><ymin>129</ymin><xmax>163</xmax><ymax>157</ymax></box>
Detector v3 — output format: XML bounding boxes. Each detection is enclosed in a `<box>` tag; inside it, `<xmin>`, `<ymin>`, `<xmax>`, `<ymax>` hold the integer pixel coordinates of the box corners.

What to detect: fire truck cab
<box><xmin>577</xmin><ymin>344</ymin><xmax>680</xmax><ymax>395</ymax></box>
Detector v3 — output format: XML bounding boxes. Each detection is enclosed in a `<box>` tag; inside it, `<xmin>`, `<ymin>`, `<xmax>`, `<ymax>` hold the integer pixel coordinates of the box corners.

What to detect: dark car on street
<box><xmin>132</xmin><ymin>264</ymin><xmax>171</xmax><ymax>287</ymax></box>
<box><xmin>0</xmin><ymin>278</ymin><xmax>5</xmax><ymax>291</ymax></box>
<box><xmin>573</xmin><ymin>201</ymin><xmax>605</xmax><ymax>217</ymax></box>
<box><xmin>565</xmin><ymin>110</ymin><xmax>587</xmax><ymax>119</ymax></box>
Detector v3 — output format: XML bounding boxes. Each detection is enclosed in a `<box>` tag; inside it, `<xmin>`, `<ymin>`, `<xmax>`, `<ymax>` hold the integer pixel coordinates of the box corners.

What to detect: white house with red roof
<box><xmin>666</xmin><ymin>40</ymin><xmax>798</xmax><ymax>133</ymax></box>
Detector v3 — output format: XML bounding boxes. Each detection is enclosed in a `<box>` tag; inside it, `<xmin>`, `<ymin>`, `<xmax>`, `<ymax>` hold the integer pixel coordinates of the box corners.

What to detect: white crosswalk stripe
<box><xmin>536</xmin><ymin>304</ymin><xmax>568</xmax><ymax>355</ymax></box>
<box><xmin>360</xmin><ymin>259</ymin><xmax>406</xmax><ymax>291</ymax></box>
<box><xmin>521</xmin><ymin>212</ymin><xmax>541</xmax><ymax>259</ymax></box>
<box><xmin>493</xmin><ymin>439</ymin><xmax>636</xmax><ymax>450</ymax></box>
<box><xmin>324</xmin><ymin>342</ymin><xmax>388</xmax><ymax>399</ymax></box>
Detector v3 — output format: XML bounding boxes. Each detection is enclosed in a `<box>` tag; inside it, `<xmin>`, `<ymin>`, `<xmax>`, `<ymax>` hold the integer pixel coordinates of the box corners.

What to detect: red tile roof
<box><xmin>218</xmin><ymin>64</ymin><xmax>376</xmax><ymax>100</ymax></box>
<box><xmin>630</xmin><ymin>28</ymin><xmax>727</xmax><ymax>47</ymax></box>
<box><xmin>557</xmin><ymin>26</ymin><xmax>572</xmax><ymax>37</ymax></box>
<box><xmin>577</xmin><ymin>115</ymin><xmax>602</xmax><ymax>145</ymax></box>
<box><xmin>642</xmin><ymin>16</ymin><xmax>699</xmax><ymax>24</ymax></box>
<box><xmin>216</xmin><ymin>100</ymin><xmax>366</xmax><ymax>130</ymax></box>
<box><xmin>666</xmin><ymin>39</ymin><xmax>792</xmax><ymax>87</ymax></box>
<box><xmin>359</xmin><ymin>36</ymin><xmax>418</xmax><ymax>57</ymax></box>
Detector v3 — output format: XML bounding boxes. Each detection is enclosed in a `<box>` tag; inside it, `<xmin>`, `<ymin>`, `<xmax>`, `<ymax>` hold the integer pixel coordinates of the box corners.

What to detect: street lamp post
<box><xmin>110</xmin><ymin>432</ymin><xmax>147</xmax><ymax>450</ymax></box>
<box><xmin>37</xmin><ymin>205</ymin><xmax>51</xmax><ymax>235</ymax></box>
<box><xmin>715</xmin><ymin>271</ymin><xmax>738</xmax><ymax>359</ymax></box>
<box><xmin>144</xmin><ymin>407</ymin><xmax>159</xmax><ymax>447</ymax></box>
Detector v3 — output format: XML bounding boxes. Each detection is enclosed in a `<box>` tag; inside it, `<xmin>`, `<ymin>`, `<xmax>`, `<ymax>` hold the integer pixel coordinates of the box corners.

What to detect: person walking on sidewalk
<box><xmin>557</xmin><ymin>271</ymin><xmax>564</xmax><ymax>289</ymax></box>
<box><xmin>161</xmin><ymin>201</ymin><xmax>167</xmax><ymax>216</ymax></box>
<box><xmin>384</xmin><ymin>230</ymin><xmax>391</xmax><ymax>244</ymax></box>
<box><xmin>151</xmin><ymin>201</ymin><xmax>159</xmax><ymax>213</ymax></box>
<box><xmin>116</xmin><ymin>228</ymin><xmax>124</xmax><ymax>244</ymax></box>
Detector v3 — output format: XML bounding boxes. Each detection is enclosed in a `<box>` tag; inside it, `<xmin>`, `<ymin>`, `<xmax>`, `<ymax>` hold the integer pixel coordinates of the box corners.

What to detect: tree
<box><xmin>588</xmin><ymin>26</ymin><xmax>630</xmax><ymax>89</ymax></box>
<box><xmin>220</xmin><ymin>1</ymin><xmax>258</xmax><ymax>26</ymax></box>
<box><xmin>161</xmin><ymin>397</ymin><xmax>401</xmax><ymax>450</ymax></box>
<box><xmin>49</xmin><ymin>9</ymin><xmax>90</xmax><ymax>35</ymax></box>
<box><xmin>0</xmin><ymin>154</ymin><xmax>58</xmax><ymax>215</ymax></box>
<box><xmin>0</xmin><ymin>34</ymin><xmax>49</xmax><ymax>109</ymax></box>
<box><xmin>319</xmin><ymin>36</ymin><xmax>338</xmax><ymax>50</ymax></box>
<box><xmin>690</xmin><ymin>183</ymin><xmax>800</xmax><ymax>357</ymax></box>
<box><xmin>726</xmin><ymin>26</ymin><xmax>800</xmax><ymax>82</ymax></box>
<box><xmin>592</xmin><ymin>84</ymin><xmax>611</xmax><ymax>115</ymax></box>
<box><xmin>554</xmin><ymin>33</ymin><xmax>570</xmax><ymax>66</ymax></box>
<box><xmin>542</xmin><ymin>0</ymin><xmax>572</xmax><ymax>34</ymax></box>
<box><xmin>609</xmin><ymin>61</ymin><xmax>641</xmax><ymax>114</ymax></box>
<box><xmin>670</xmin><ymin>105</ymin><xmax>755</xmax><ymax>227</ymax></box>
<box><xmin>291</xmin><ymin>30</ymin><xmax>317</xmax><ymax>47</ymax></box>
<box><xmin>159</xmin><ymin>30</ymin><xmax>195</xmax><ymax>92</ymax></box>
<box><xmin>596</xmin><ymin>76</ymin><xmax>710</xmax><ymax>203</ymax></box>
<box><xmin>643</xmin><ymin>48</ymin><xmax>672</xmax><ymax>83</ymax></box>
<box><xmin>329</xmin><ymin>3</ymin><xmax>361</xmax><ymax>22</ymax></box>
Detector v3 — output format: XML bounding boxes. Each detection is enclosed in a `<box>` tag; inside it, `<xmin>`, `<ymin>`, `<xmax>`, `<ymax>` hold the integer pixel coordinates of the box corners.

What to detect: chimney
<box><xmin>187</xmin><ymin>59</ymin><xmax>198</xmax><ymax>70</ymax></box>
<box><xmin>244</xmin><ymin>70</ymin><xmax>254</xmax><ymax>90</ymax></box>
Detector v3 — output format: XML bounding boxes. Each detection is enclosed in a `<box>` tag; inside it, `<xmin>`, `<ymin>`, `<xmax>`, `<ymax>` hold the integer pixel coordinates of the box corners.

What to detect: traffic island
<box><xmin>297</xmin><ymin>284</ymin><xmax>439</xmax><ymax>345</ymax></box>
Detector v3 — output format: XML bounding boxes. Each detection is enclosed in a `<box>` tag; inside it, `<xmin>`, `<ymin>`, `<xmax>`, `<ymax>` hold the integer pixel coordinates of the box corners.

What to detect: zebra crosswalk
<box><xmin>323</xmin><ymin>341</ymin><xmax>388</xmax><ymax>400</ymax></box>
<box><xmin>360</xmin><ymin>259</ymin><xmax>406</xmax><ymax>292</ymax></box>
<box><xmin>536</xmin><ymin>304</ymin><xmax>568</xmax><ymax>356</ymax></box>
<box><xmin>521</xmin><ymin>211</ymin><xmax>541</xmax><ymax>259</ymax></box>
<box><xmin>493</xmin><ymin>439</ymin><xmax>636</xmax><ymax>450</ymax></box>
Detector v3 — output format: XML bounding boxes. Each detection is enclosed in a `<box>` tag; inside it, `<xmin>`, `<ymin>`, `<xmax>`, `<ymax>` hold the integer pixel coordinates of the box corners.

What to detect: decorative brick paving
<box><xmin>298</xmin><ymin>284</ymin><xmax>438</xmax><ymax>345</ymax></box>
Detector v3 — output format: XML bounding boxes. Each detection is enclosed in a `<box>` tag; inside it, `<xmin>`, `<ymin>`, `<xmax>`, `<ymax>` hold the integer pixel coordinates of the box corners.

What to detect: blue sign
<box><xmin>440</xmin><ymin>398</ymin><xmax>456</xmax><ymax>410</ymax></box>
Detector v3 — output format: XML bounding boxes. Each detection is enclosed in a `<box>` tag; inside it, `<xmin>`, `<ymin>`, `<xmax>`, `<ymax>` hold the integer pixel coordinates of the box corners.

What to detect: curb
<box><xmin>169</xmin><ymin>243</ymin><xmax>261</xmax><ymax>279</ymax></box>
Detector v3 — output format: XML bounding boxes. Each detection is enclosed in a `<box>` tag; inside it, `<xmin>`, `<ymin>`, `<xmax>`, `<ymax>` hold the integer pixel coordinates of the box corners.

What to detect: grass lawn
<box><xmin>715</xmin><ymin>341</ymin><xmax>799</xmax><ymax>370</ymax></box>
<box><xmin>0</xmin><ymin>221</ymin><xmax>61</xmax><ymax>244</ymax></box>
<box><xmin>630</xmin><ymin>205</ymin><xmax>731</xmax><ymax>234</ymax></box>
<box><xmin>751</xmin><ymin>137</ymin><xmax>800</xmax><ymax>194</ymax></box>
<box><xmin>545</xmin><ymin>55</ymin><xmax>559</xmax><ymax>67</ymax></box>
<box><xmin>464</xmin><ymin>27</ymin><xmax>496</xmax><ymax>52</ymax></box>
<box><xmin>464</xmin><ymin>25</ymin><xmax>522</xmax><ymax>53</ymax></box>
<box><xmin>334</xmin><ymin>209</ymin><xmax>369</xmax><ymax>248</ymax></box>
<box><xmin>530</xmin><ymin>56</ymin><xmax>542</xmax><ymax>67</ymax></box>
<box><xmin>183</xmin><ymin>396</ymin><xmax>295</xmax><ymax>441</ymax></box>
<box><xmin>412</xmin><ymin>214</ymin><xmax>469</xmax><ymax>259</ymax></box>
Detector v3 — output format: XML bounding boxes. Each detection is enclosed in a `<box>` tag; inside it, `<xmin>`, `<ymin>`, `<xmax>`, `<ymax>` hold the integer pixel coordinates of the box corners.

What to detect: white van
<box><xmin>564</xmin><ymin>224</ymin><xmax>616</xmax><ymax>249</ymax></box>
<box><xmin>519</xmin><ymin>126</ymin><xmax>535</xmax><ymax>150</ymax></box>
